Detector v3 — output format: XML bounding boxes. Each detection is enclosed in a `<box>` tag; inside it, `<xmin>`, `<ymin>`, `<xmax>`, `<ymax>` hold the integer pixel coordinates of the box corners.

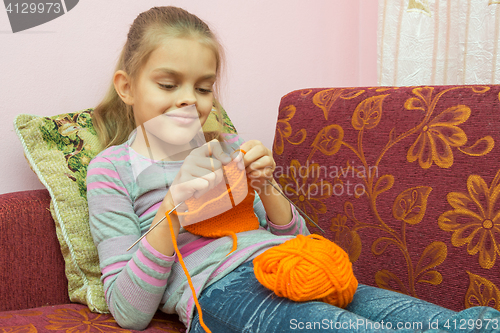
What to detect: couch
<box><xmin>0</xmin><ymin>189</ymin><xmax>186</xmax><ymax>332</ymax></box>
<box><xmin>2</xmin><ymin>84</ymin><xmax>500</xmax><ymax>331</ymax></box>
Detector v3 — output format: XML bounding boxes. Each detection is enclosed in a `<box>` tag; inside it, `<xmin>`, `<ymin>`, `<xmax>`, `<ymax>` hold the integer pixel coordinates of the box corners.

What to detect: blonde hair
<box><xmin>93</xmin><ymin>6</ymin><xmax>226</xmax><ymax>149</ymax></box>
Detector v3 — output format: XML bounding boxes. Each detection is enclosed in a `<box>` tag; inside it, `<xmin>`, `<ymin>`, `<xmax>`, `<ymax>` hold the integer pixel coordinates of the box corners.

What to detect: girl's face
<box><xmin>130</xmin><ymin>37</ymin><xmax>217</xmax><ymax>147</ymax></box>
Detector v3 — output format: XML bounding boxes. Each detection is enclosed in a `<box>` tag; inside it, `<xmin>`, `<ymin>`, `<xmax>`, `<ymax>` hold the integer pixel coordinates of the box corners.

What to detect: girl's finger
<box><xmin>199</xmin><ymin>168</ymin><xmax>224</xmax><ymax>194</ymax></box>
<box><xmin>209</xmin><ymin>140</ymin><xmax>232</xmax><ymax>164</ymax></box>
<box><xmin>191</xmin><ymin>139</ymin><xmax>231</xmax><ymax>164</ymax></box>
<box><xmin>240</xmin><ymin>142</ymin><xmax>269</xmax><ymax>168</ymax></box>
<box><xmin>169</xmin><ymin>177</ymin><xmax>209</xmax><ymax>204</ymax></box>
<box><xmin>171</xmin><ymin>169</ymin><xmax>223</xmax><ymax>203</ymax></box>
<box><xmin>247</xmin><ymin>166</ymin><xmax>274</xmax><ymax>179</ymax></box>
<box><xmin>185</xmin><ymin>155</ymin><xmax>222</xmax><ymax>175</ymax></box>
<box><xmin>245</xmin><ymin>155</ymin><xmax>275</xmax><ymax>174</ymax></box>
<box><xmin>180</xmin><ymin>163</ymin><xmax>224</xmax><ymax>190</ymax></box>
<box><xmin>193</xmin><ymin>173</ymin><xmax>219</xmax><ymax>198</ymax></box>
<box><xmin>230</xmin><ymin>149</ymin><xmax>246</xmax><ymax>170</ymax></box>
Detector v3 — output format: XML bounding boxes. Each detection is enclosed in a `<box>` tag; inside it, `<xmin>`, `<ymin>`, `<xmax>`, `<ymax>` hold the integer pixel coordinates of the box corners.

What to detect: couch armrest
<box><xmin>0</xmin><ymin>189</ymin><xmax>70</xmax><ymax>311</ymax></box>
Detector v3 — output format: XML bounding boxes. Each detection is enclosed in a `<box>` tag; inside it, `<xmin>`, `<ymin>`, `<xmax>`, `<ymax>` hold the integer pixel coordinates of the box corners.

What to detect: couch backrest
<box><xmin>273</xmin><ymin>85</ymin><xmax>500</xmax><ymax>311</ymax></box>
<box><xmin>0</xmin><ymin>189</ymin><xmax>70</xmax><ymax>311</ymax></box>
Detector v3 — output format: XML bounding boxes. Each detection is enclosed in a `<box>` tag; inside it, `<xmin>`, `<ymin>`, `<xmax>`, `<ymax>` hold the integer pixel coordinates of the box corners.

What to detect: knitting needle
<box><xmin>127</xmin><ymin>201</ymin><xmax>184</xmax><ymax>251</ymax></box>
<box><xmin>265</xmin><ymin>179</ymin><xmax>326</xmax><ymax>234</ymax></box>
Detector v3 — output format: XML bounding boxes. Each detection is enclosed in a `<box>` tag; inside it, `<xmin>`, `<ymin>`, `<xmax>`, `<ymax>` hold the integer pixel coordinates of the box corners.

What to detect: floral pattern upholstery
<box><xmin>273</xmin><ymin>85</ymin><xmax>500</xmax><ymax>312</ymax></box>
<box><xmin>0</xmin><ymin>304</ymin><xmax>185</xmax><ymax>332</ymax></box>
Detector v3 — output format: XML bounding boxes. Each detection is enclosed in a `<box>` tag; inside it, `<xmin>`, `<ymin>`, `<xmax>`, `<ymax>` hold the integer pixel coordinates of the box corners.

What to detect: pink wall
<box><xmin>0</xmin><ymin>0</ymin><xmax>378</xmax><ymax>194</ymax></box>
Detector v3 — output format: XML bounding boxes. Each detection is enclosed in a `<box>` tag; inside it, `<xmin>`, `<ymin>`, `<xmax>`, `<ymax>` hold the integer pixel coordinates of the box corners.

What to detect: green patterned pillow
<box><xmin>13</xmin><ymin>107</ymin><xmax>237</xmax><ymax>314</ymax></box>
<box><xmin>14</xmin><ymin>109</ymin><xmax>108</xmax><ymax>313</ymax></box>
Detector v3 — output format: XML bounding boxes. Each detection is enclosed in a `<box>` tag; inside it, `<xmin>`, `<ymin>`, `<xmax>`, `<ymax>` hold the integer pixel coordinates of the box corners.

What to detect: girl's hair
<box><xmin>93</xmin><ymin>6</ymin><xmax>226</xmax><ymax>149</ymax></box>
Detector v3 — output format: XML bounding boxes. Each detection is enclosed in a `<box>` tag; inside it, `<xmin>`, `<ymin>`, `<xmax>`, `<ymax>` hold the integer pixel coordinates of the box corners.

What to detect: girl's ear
<box><xmin>114</xmin><ymin>70</ymin><xmax>134</xmax><ymax>106</ymax></box>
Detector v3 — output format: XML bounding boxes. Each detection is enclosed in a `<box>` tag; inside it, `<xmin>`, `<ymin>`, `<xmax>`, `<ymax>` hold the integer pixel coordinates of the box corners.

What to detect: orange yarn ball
<box><xmin>253</xmin><ymin>234</ymin><xmax>358</xmax><ymax>308</ymax></box>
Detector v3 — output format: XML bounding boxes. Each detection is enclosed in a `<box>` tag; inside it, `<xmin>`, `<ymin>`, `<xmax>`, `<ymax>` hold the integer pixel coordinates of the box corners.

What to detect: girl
<box><xmin>87</xmin><ymin>6</ymin><xmax>500</xmax><ymax>333</ymax></box>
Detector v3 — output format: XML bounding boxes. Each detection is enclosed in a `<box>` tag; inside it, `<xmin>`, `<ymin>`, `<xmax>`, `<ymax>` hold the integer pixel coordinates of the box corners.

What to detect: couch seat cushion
<box><xmin>0</xmin><ymin>304</ymin><xmax>185</xmax><ymax>332</ymax></box>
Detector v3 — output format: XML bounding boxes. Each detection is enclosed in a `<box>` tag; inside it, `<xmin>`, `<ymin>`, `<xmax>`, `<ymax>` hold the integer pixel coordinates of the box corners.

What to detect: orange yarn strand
<box><xmin>225</xmin><ymin>183</ymin><xmax>236</xmax><ymax>207</ymax></box>
<box><xmin>200</xmin><ymin>230</ymin><xmax>238</xmax><ymax>256</ymax></box>
<box><xmin>253</xmin><ymin>234</ymin><xmax>358</xmax><ymax>308</ymax></box>
<box><xmin>166</xmin><ymin>213</ymin><xmax>211</xmax><ymax>333</ymax></box>
<box><xmin>176</xmin><ymin>161</ymin><xmax>259</xmax><ymax>256</ymax></box>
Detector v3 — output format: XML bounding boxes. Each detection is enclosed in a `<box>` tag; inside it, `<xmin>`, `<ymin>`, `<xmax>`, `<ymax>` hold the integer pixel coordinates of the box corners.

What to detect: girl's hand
<box><xmin>163</xmin><ymin>139</ymin><xmax>232</xmax><ymax>209</ymax></box>
<box><xmin>237</xmin><ymin>140</ymin><xmax>293</xmax><ymax>226</ymax></box>
<box><xmin>150</xmin><ymin>140</ymin><xmax>230</xmax><ymax>255</ymax></box>
<box><xmin>238</xmin><ymin>140</ymin><xmax>276</xmax><ymax>192</ymax></box>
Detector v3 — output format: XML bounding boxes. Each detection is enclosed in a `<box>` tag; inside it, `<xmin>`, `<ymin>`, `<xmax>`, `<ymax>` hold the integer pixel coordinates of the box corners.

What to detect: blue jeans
<box><xmin>190</xmin><ymin>262</ymin><xmax>500</xmax><ymax>332</ymax></box>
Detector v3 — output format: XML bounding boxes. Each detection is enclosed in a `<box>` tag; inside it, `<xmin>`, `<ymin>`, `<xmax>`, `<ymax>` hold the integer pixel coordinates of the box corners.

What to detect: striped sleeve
<box><xmin>252</xmin><ymin>192</ymin><xmax>310</xmax><ymax>236</ymax></box>
<box><xmin>87</xmin><ymin>149</ymin><xmax>174</xmax><ymax>330</ymax></box>
<box><xmin>266</xmin><ymin>204</ymin><xmax>310</xmax><ymax>236</ymax></box>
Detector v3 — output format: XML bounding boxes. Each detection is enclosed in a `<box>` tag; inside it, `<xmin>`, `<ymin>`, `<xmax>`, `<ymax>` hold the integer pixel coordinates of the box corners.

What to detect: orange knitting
<box><xmin>164</xmin><ymin>150</ymin><xmax>358</xmax><ymax>333</ymax></box>
<box><xmin>174</xmin><ymin>158</ymin><xmax>260</xmax><ymax>255</ymax></box>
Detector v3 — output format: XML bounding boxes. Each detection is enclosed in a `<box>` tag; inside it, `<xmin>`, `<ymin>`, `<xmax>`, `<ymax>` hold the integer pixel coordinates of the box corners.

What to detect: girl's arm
<box><xmin>87</xmin><ymin>153</ymin><xmax>174</xmax><ymax>330</ymax></box>
<box><xmin>253</xmin><ymin>190</ymin><xmax>310</xmax><ymax>236</ymax></box>
<box><xmin>145</xmin><ymin>193</ymin><xmax>180</xmax><ymax>256</ymax></box>
<box><xmin>88</xmin><ymin>141</ymin><xmax>230</xmax><ymax>329</ymax></box>
<box><xmin>254</xmin><ymin>177</ymin><xmax>293</xmax><ymax>225</ymax></box>
<box><xmin>240</xmin><ymin>140</ymin><xmax>310</xmax><ymax>235</ymax></box>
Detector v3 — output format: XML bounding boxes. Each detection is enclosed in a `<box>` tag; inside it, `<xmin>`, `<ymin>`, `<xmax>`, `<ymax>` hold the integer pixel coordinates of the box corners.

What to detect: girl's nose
<box><xmin>176</xmin><ymin>87</ymin><xmax>197</xmax><ymax>108</ymax></box>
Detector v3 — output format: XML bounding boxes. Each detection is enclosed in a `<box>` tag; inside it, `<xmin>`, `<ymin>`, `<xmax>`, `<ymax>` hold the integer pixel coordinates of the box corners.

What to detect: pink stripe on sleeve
<box><xmin>100</xmin><ymin>147</ymin><xmax>128</xmax><ymax>157</ymax></box>
<box><xmin>140</xmin><ymin>202</ymin><xmax>162</xmax><ymax>218</ymax></box>
<box><xmin>267</xmin><ymin>203</ymin><xmax>299</xmax><ymax>234</ymax></box>
<box><xmin>128</xmin><ymin>260</ymin><xmax>167</xmax><ymax>287</ymax></box>
<box><xmin>178</xmin><ymin>237</ymin><xmax>215</xmax><ymax>258</ymax></box>
<box><xmin>136</xmin><ymin>249</ymin><xmax>171</xmax><ymax>275</ymax></box>
<box><xmin>102</xmin><ymin>261</ymin><xmax>127</xmax><ymax>276</ymax></box>
<box><xmin>141</xmin><ymin>237</ymin><xmax>176</xmax><ymax>261</ymax></box>
<box><xmin>220</xmin><ymin>133</ymin><xmax>241</xmax><ymax>144</ymax></box>
<box><xmin>103</xmin><ymin>272</ymin><xmax>119</xmax><ymax>287</ymax></box>
<box><xmin>106</xmin><ymin>155</ymin><xmax>131</xmax><ymax>162</ymax></box>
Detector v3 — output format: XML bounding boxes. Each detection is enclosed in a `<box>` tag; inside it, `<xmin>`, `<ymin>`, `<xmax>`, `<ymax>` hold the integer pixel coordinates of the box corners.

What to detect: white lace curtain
<box><xmin>378</xmin><ymin>0</ymin><xmax>500</xmax><ymax>86</ymax></box>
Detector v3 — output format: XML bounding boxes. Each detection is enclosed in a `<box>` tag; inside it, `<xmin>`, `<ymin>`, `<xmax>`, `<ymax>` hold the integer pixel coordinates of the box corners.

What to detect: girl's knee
<box><xmin>446</xmin><ymin>306</ymin><xmax>500</xmax><ymax>332</ymax></box>
<box><xmin>458</xmin><ymin>306</ymin><xmax>500</xmax><ymax>318</ymax></box>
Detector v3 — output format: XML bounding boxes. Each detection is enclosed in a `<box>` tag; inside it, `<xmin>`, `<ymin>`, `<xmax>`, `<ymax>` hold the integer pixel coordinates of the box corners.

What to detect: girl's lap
<box><xmin>190</xmin><ymin>261</ymin><xmax>500</xmax><ymax>333</ymax></box>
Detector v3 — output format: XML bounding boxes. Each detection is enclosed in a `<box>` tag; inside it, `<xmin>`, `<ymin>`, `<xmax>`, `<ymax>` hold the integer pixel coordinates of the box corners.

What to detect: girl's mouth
<box><xmin>165</xmin><ymin>113</ymin><xmax>198</xmax><ymax>125</ymax></box>
<box><xmin>163</xmin><ymin>105</ymin><xmax>199</xmax><ymax>125</ymax></box>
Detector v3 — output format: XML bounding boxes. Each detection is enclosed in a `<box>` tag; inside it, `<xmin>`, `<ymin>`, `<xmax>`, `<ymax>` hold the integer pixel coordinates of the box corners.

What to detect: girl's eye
<box><xmin>197</xmin><ymin>88</ymin><xmax>213</xmax><ymax>94</ymax></box>
<box><xmin>159</xmin><ymin>84</ymin><xmax>176</xmax><ymax>90</ymax></box>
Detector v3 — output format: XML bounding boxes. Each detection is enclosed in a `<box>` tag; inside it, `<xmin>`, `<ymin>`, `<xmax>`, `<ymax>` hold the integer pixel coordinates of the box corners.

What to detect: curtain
<box><xmin>378</xmin><ymin>0</ymin><xmax>500</xmax><ymax>86</ymax></box>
